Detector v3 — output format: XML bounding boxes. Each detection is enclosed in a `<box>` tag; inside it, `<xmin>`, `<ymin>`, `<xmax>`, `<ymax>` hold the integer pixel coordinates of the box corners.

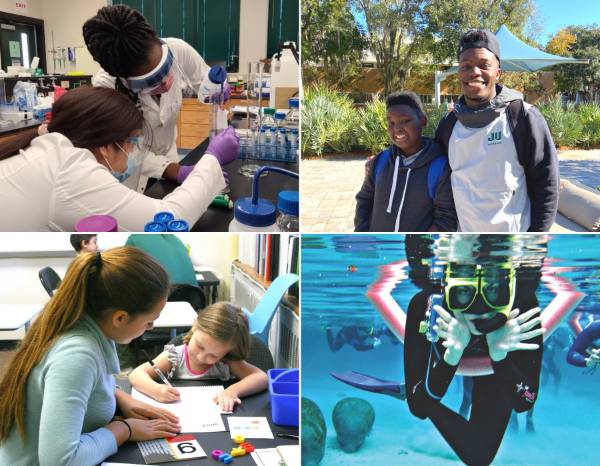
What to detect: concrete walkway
<box><xmin>300</xmin><ymin>150</ymin><xmax>599</xmax><ymax>232</ymax></box>
<box><xmin>301</xmin><ymin>154</ymin><xmax>367</xmax><ymax>232</ymax></box>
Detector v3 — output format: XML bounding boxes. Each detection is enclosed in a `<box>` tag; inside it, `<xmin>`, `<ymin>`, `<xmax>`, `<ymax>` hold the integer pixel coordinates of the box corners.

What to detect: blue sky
<box><xmin>352</xmin><ymin>0</ymin><xmax>600</xmax><ymax>45</ymax></box>
<box><xmin>536</xmin><ymin>0</ymin><xmax>600</xmax><ymax>42</ymax></box>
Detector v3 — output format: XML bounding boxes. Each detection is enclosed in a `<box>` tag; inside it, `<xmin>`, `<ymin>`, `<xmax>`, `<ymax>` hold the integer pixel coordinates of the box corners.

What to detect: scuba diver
<box><xmin>566</xmin><ymin>320</ymin><xmax>600</xmax><ymax>370</ymax></box>
<box><xmin>333</xmin><ymin>235</ymin><xmax>564</xmax><ymax>466</ymax></box>
<box><xmin>326</xmin><ymin>323</ymin><xmax>399</xmax><ymax>352</ymax></box>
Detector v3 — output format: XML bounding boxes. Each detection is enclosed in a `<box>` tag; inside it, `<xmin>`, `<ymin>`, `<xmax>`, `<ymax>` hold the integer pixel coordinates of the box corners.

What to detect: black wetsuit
<box><xmin>404</xmin><ymin>288</ymin><xmax>543</xmax><ymax>466</ymax></box>
<box><xmin>567</xmin><ymin>321</ymin><xmax>600</xmax><ymax>367</ymax></box>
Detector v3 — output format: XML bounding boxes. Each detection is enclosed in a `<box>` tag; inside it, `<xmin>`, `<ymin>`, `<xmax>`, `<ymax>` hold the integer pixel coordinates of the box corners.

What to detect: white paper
<box><xmin>250</xmin><ymin>448</ymin><xmax>282</xmax><ymax>466</ymax></box>
<box><xmin>228</xmin><ymin>416</ymin><xmax>274</xmax><ymax>439</ymax></box>
<box><xmin>132</xmin><ymin>386</ymin><xmax>226</xmax><ymax>432</ymax></box>
<box><xmin>277</xmin><ymin>445</ymin><xmax>300</xmax><ymax>466</ymax></box>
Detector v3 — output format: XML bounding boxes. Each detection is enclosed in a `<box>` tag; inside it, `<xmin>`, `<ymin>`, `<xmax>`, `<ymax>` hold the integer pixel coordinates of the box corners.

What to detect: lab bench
<box><xmin>145</xmin><ymin>138</ymin><xmax>299</xmax><ymax>232</ymax></box>
<box><xmin>0</xmin><ymin>74</ymin><xmax>92</xmax><ymax>103</ymax></box>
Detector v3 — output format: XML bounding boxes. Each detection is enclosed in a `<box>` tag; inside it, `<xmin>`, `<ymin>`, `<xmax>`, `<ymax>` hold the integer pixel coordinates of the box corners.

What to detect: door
<box><xmin>0</xmin><ymin>22</ymin><xmax>37</xmax><ymax>70</ymax></box>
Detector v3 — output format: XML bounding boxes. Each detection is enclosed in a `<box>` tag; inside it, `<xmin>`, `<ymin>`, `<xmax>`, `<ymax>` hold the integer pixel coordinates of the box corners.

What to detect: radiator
<box><xmin>231</xmin><ymin>263</ymin><xmax>299</xmax><ymax>368</ymax></box>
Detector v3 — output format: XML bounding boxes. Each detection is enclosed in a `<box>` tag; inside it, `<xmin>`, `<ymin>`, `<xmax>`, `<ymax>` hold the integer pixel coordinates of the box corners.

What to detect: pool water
<box><xmin>301</xmin><ymin>234</ymin><xmax>600</xmax><ymax>466</ymax></box>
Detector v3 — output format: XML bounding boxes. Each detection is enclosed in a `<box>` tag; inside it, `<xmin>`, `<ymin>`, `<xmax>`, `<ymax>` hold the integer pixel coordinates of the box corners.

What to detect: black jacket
<box><xmin>355</xmin><ymin>137</ymin><xmax>457</xmax><ymax>232</ymax></box>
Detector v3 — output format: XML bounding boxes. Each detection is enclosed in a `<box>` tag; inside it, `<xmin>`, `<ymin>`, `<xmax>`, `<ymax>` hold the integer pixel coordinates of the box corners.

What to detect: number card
<box><xmin>138</xmin><ymin>435</ymin><xmax>206</xmax><ymax>464</ymax></box>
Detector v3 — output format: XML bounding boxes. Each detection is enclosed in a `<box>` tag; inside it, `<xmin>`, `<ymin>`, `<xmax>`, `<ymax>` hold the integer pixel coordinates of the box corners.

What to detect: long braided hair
<box><xmin>83</xmin><ymin>5</ymin><xmax>161</xmax><ymax>104</ymax></box>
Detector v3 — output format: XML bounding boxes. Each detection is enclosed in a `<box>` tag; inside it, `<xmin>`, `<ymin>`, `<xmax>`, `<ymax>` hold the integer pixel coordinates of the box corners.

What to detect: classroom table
<box><xmin>0</xmin><ymin>304</ymin><xmax>42</xmax><ymax>332</ymax></box>
<box><xmin>153</xmin><ymin>301</ymin><xmax>197</xmax><ymax>339</ymax></box>
<box><xmin>145</xmin><ymin>139</ymin><xmax>299</xmax><ymax>232</ymax></box>
<box><xmin>104</xmin><ymin>379</ymin><xmax>299</xmax><ymax>465</ymax></box>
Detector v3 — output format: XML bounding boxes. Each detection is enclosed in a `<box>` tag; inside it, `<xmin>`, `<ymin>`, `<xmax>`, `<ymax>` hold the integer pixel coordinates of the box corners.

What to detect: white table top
<box><xmin>0</xmin><ymin>304</ymin><xmax>44</xmax><ymax>331</ymax></box>
<box><xmin>153</xmin><ymin>301</ymin><xmax>197</xmax><ymax>328</ymax></box>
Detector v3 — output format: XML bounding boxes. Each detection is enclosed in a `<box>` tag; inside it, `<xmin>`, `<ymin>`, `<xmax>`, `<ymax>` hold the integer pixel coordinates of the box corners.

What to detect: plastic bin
<box><xmin>268</xmin><ymin>368</ymin><xmax>299</xmax><ymax>426</ymax></box>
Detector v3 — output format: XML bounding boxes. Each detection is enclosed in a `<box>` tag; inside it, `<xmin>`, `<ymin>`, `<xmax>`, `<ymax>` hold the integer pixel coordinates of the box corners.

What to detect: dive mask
<box><xmin>444</xmin><ymin>263</ymin><xmax>516</xmax><ymax>333</ymax></box>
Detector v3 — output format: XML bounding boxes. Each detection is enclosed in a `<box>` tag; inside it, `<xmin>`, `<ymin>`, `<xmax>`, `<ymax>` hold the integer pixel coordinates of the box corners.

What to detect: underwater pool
<box><xmin>301</xmin><ymin>234</ymin><xmax>600</xmax><ymax>466</ymax></box>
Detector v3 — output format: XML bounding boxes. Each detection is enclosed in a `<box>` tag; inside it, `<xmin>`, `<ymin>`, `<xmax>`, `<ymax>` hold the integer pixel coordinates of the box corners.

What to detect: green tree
<box><xmin>548</xmin><ymin>25</ymin><xmax>600</xmax><ymax>102</ymax></box>
<box><xmin>302</xmin><ymin>0</ymin><xmax>367</xmax><ymax>89</ymax></box>
<box><xmin>350</xmin><ymin>0</ymin><xmax>538</xmax><ymax>95</ymax></box>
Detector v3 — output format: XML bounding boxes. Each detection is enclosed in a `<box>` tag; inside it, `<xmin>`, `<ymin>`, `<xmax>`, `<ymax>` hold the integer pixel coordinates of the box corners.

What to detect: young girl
<box><xmin>129</xmin><ymin>302</ymin><xmax>269</xmax><ymax>412</ymax></box>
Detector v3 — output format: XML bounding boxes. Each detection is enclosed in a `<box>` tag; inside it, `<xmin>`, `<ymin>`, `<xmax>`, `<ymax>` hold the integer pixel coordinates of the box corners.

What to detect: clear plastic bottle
<box><xmin>276</xmin><ymin>191</ymin><xmax>299</xmax><ymax>232</ymax></box>
<box><xmin>278</xmin><ymin>127</ymin><xmax>287</xmax><ymax>160</ymax></box>
<box><xmin>288</xmin><ymin>128</ymin><xmax>298</xmax><ymax>162</ymax></box>
<box><xmin>285</xmin><ymin>98</ymin><xmax>300</xmax><ymax>129</ymax></box>
<box><xmin>198</xmin><ymin>65</ymin><xmax>228</xmax><ymax>140</ymax></box>
<box><xmin>269</xmin><ymin>127</ymin><xmax>277</xmax><ymax>160</ymax></box>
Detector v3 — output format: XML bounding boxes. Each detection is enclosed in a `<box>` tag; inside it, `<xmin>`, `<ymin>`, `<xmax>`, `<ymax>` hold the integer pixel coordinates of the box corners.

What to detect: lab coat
<box><xmin>0</xmin><ymin>133</ymin><xmax>225</xmax><ymax>231</ymax></box>
<box><xmin>92</xmin><ymin>37</ymin><xmax>210</xmax><ymax>192</ymax></box>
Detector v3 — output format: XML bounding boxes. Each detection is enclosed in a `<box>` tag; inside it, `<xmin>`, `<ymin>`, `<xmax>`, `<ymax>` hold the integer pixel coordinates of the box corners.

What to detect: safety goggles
<box><xmin>126</xmin><ymin>135</ymin><xmax>144</xmax><ymax>149</ymax></box>
<box><xmin>126</xmin><ymin>42</ymin><xmax>174</xmax><ymax>93</ymax></box>
<box><xmin>444</xmin><ymin>263</ymin><xmax>515</xmax><ymax>315</ymax></box>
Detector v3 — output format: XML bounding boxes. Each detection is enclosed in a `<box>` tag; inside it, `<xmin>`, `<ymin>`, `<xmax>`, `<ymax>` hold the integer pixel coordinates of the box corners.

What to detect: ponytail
<box><xmin>0</xmin><ymin>246</ymin><xmax>169</xmax><ymax>442</ymax></box>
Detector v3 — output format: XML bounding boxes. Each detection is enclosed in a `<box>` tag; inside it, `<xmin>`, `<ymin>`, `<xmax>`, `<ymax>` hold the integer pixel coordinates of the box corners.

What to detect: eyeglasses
<box><xmin>444</xmin><ymin>263</ymin><xmax>515</xmax><ymax>314</ymax></box>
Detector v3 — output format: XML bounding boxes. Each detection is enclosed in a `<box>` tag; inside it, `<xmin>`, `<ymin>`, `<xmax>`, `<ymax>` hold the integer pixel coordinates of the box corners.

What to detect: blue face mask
<box><xmin>104</xmin><ymin>142</ymin><xmax>139</xmax><ymax>182</ymax></box>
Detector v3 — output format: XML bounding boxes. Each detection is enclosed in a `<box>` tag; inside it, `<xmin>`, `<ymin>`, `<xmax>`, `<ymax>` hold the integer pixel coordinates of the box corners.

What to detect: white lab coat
<box><xmin>92</xmin><ymin>37</ymin><xmax>210</xmax><ymax>192</ymax></box>
<box><xmin>0</xmin><ymin>133</ymin><xmax>225</xmax><ymax>231</ymax></box>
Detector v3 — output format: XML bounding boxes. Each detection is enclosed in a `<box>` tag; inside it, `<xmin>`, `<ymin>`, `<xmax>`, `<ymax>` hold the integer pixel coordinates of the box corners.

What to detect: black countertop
<box><xmin>145</xmin><ymin>138</ymin><xmax>299</xmax><ymax>232</ymax></box>
<box><xmin>104</xmin><ymin>379</ymin><xmax>298</xmax><ymax>466</ymax></box>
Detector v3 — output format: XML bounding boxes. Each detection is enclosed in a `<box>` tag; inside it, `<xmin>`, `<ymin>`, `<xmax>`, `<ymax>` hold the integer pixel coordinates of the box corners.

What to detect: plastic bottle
<box><xmin>229</xmin><ymin>166</ymin><xmax>298</xmax><ymax>232</ymax></box>
<box><xmin>285</xmin><ymin>98</ymin><xmax>300</xmax><ymax>129</ymax></box>
<box><xmin>288</xmin><ymin>128</ymin><xmax>298</xmax><ymax>162</ymax></box>
<box><xmin>269</xmin><ymin>43</ymin><xmax>298</xmax><ymax>108</ymax></box>
<box><xmin>198</xmin><ymin>65</ymin><xmax>228</xmax><ymax>140</ymax></box>
<box><xmin>278</xmin><ymin>127</ymin><xmax>287</xmax><ymax>160</ymax></box>
<box><xmin>276</xmin><ymin>191</ymin><xmax>299</xmax><ymax>232</ymax></box>
<box><xmin>269</xmin><ymin>127</ymin><xmax>277</xmax><ymax>160</ymax></box>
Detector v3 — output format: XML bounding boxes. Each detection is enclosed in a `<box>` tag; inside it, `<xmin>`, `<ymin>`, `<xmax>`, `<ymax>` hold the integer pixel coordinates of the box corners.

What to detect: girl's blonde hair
<box><xmin>183</xmin><ymin>302</ymin><xmax>249</xmax><ymax>360</ymax></box>
<box><xmin>0</xmin><ymin>246</ymin><xmax>169</xmax><ymax>442</ymax></box>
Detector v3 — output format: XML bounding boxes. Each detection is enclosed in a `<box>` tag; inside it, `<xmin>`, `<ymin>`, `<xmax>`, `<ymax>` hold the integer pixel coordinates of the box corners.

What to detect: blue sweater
<box><xmin>0</xmin><ymin>314</ymin><xmax>120</xmax><ymax>466</ymax></box>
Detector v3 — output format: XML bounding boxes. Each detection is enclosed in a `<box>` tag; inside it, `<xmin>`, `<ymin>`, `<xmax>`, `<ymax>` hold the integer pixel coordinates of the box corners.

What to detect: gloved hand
<box><xmin>585</xmin><ymin>348</ymin><xmax>600</xmax><ymax>369</ymax></box>
<box><xmin>206</xmin><ymin>126</ymin><xmax>240</xmax><ymax>166</ymax></box>
<box><xmin>176</xmin><ymin>164</ymin><xmax>194</xmax><ymax>184</ymax></box>
<box><xmin>433</xmin><ymin>305</ymin><xmax>471</xmax><ymax>366</ymax></box>
<box><xmin>486</xmin><ymin>307</ymin><xmax>545</xmax><ymax>362</ymax></box>
<box><xmin>209</xmin><ymin>82</ymin><xmax>232</xmax><ymax>104</ymax></box>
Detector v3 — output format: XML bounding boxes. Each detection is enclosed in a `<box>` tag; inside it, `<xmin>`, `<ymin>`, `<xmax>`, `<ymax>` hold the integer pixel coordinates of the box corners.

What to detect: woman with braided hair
<box><xmin>83</xmin><ymin>4</ymin><xmax>236</xmax><ymax>193</ymax></box>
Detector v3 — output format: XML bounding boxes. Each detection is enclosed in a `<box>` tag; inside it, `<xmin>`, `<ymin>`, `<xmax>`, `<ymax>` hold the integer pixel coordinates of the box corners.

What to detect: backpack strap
<box><xmin>434</xmin><ymin>111</ymin><xmax>457</xmax><ymax>154</ymax></box>
<box><xmin>506</xmin><ymin>99</ymin><xmax>530</xmax><ymax>167</ymax></box>
<box><xmin>373</xmin><ymin>147</ymin><xmax>393</xmax><ymax>183</ymax></box>
<box><xmin>427</xmin><ymin>155</ymin><xmax>448</xmax><ymax>200</ymax></box>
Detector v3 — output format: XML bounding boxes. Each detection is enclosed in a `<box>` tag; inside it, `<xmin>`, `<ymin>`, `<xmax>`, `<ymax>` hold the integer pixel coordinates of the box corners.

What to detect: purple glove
<box><xmin>176</xmin><ymin>164</ymin><xmax>194</xmax><ymax>184</ymax></box>
<box><xmin>206</xmin><ymin>126</ymin><xmax>240</xmax><ymax>166</ymax></box>
<box><xmin>209</xmin><ymin>82</ymin><xmax>232</xmax><ymax>104</ymax></box>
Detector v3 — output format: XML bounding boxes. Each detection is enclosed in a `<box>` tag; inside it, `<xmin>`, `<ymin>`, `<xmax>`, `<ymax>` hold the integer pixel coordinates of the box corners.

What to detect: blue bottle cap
<box><xmin>277</xmin><ymin>191</ymin><xmax>299</xmax><ymax>216</ymax></box>
<box><xmin>291</xmin><ymin>128</ymin><xmax>298</xmax><ymax>134</ymax></box>
<box><xmin>144</xmin><ymin>221</ymin><xmax>167</xmax><ymax>232</ymax></box>
<box><xmin>208</xmin><ymin>65</ymin><xmax>227</xmax><ymax>84</ymax></box>
<box><xmin>234</xmin><ymin>197</ymin><xmax>277</xmax><ymax>227</ymax></box>
<box><xmin>275</xmin><ymin>111</ymin><xmax>287</xmax><ymax>120</ymax></box>
<box><xmin>167</xmin><ymin>219</ymin><xmax>190</xmax><ymax>232</ymax></box>
<box><xmin>154</xmin><ymin>211</ymin><xmax>174</xmax><ymax>223</ymax></box>
<box><xmin>288</xmin><ymin>98</ymin><xmax>299</xmax><ymax>108</ymax></box>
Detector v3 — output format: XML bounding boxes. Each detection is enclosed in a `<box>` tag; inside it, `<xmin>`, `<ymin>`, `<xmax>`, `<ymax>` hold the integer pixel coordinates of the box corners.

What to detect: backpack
<box><xmin>373</xmin><ymin>149</ymin><xmax>448</xmax><ymax>200</ymax></box>
<box><xmin>435</xmin><ymin>99</ymin><xmax>530</xmax><ymax>167</ymax></box>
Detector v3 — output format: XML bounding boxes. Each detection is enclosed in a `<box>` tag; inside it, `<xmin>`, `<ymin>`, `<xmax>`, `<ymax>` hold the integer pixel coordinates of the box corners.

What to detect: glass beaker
<box><xmin>238</xmin><ymin>61</ymin><xmax>265</xmax><ymax>177</ymax></box>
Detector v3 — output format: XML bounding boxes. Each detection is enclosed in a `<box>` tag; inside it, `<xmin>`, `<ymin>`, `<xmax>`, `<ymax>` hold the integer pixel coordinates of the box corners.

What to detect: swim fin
<box><xmin>330</xmin><ymin>370</ymin><xmax>406</xmax><ymax>400</ymax></box>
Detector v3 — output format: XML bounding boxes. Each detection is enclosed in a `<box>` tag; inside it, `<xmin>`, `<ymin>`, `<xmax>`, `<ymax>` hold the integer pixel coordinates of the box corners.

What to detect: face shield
<box><xmin>126</xmin><ymin>42</ymin><xmax>175</xmax><ymax>95</ymax></box>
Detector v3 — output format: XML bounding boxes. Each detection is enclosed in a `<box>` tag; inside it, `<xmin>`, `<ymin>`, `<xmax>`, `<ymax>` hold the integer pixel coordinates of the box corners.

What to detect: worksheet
<box><xmin>250</xmin><ymin>448</ymin><xmax>283</xmax><ymax>466</ymax></box>
<box><xmin>132</xmin><ymin>386</ymin><xmax>226</xmax><ymax>432</ymax></box>
<box><xmin>228</xmin><ymin>417</ymin><xmax>274</xmax><ymax>439</ymax></box>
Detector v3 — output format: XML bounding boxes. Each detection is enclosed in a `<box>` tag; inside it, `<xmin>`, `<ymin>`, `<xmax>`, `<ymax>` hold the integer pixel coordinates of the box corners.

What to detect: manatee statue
<box><xmin>332</xmin><ymin>397</ymin><xmax>375</xmax><ymax>452</ymax></box>
<box><xmin>301</xmin><ymin>397</ymin><xmax>327</xmax><ymax>466</ymax></box>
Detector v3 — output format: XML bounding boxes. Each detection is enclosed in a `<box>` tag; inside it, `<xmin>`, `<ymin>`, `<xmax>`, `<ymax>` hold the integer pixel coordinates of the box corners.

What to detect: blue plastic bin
<box><xmin>268</xmin><ymin>368</ymin><xmax>299</xmax><ymax>426</ymax></box>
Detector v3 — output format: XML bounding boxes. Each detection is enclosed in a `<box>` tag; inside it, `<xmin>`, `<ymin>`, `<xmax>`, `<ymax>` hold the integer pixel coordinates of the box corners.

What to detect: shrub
<box><xmin>354</xmin><ymin>98</ymin><xmax>388</xmax><ymax>155</ymax></box>
<box><xmin>301</xmin><ymin>84</ymin><xmax>358</xmax><ymax>156</ymax></box>
<box><xmin>537</xmin><ymin>97</ymin><xmax>583</xmax><ymax>147</ymax></box>
<box><xmin>577</xmin><ymin>102</ymin><xmax>600</xmax><ymax>148</ymax></box>
<box><xmin>423</xmin><ymin>104</ymin><xmax>449</xmax><ymax>138</ymax></box>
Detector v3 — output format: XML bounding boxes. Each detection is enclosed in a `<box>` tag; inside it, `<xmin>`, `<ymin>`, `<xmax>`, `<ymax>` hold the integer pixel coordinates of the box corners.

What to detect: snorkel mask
<box><xmin>126</xmin><ymin>42</ymin><xmax>175</xmax><ymax>95</ymax></box>
<box><xmin>444</xmin><ymin>262</ymin><xmax>516</xmax><ymax>334</ymax></box>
